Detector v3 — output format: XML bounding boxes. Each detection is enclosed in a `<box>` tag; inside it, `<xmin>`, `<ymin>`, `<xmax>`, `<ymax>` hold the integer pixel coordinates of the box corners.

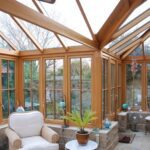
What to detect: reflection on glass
<box><xmin>32</xmin><ymin>89</ymin><xmax>39</xmax><ymax>110</ymax></box>
<box><xmin>9</xmin><ymin>61</ymin><xmax>15</xmax><ymax>88</ymax></box>
<box><xmin>111</xmin><ymin>64</ymin><xmax>115</xmax><ymax>113</ymax></box>
<box><xmin>24</xmin><ymin>89</ymin><xmax>31</xmax><ymax>111</ymax></box>
<box><xmin>2</xmin><ymin>60</ymin><xmax>8</xmax><ymax>89</ymax></box>
<box><xmin>2</xmin><ymin>90</ymin><xmax>8</xmax><ymax>119</ymax></box>
<box><xmin>24</xmin><ymin>61</ymin><xmax>31</xmax><ymax>88</ymax></box>
<box><xmin>82</xmin><ymin>90</ymin><xmax>91</xmax><ymax>113</ymax></box>
<box><xmin>71</xmin><ymin>90</ymin><xmax>80</xmax><ymax>111</ymax></box>
<box><xmin>10</xmin><ymin>90</ymin><xmax>15</xmax><ymax>113</ymax></box>
<box><xmin>126</xmin><ymin>64</ymin><xmax>142</xmax><ymax>107</ymax></box>
<box><xmin>45</xmin><ymin>59</ymin><xmax>64</xmax><ymax>119</ymax></box>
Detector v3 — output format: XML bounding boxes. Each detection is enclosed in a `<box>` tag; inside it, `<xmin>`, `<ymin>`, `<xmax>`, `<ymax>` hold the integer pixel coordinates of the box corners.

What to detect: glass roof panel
<box><xmin>120</xmin><ymin>0</ymin><xmax>150</xmax><ymax>28</ymax></box>
<box><xmin>144</xmin><ymin>37</ymin><xmax>150</xmax><ymax>55</ymax></box>
<box><xmin>39</xmin><ymin>0</ymin><xmax>92</xmax><ymax>39</ymax></box>
<box><xmin>0</xmin><ymin>37</ymin><xmax>11</xmax><ymax>50</ymax></box>
<box><xmin>80</xmin><ymin>0</ymin><xmax>120</xmax><ymax>33</ymax></box>
<box><xmin>19</xmin><ymin>19</ymin><xmax>62</xmax><ymax>48</ymax></box>
<box><xmin>58</xmin><ymin>35</ymin><xmax>81</xmax><ymax>47</ymax></box>
<box><xmin>17</xmin><ymin>0</ymin><xmax>38</xmax><ymax>11</ymax></box>
<box><xmin>114</xmin><ymin>31</ymin><xmax>146</xmax><ymax>54</ymax></box>
<box><xmin>106</xmin><ymin>17</ymin><xmax>149</xmax><ymax>49</ymax></box>
<box><xmin>0</xmin><ymin>11</ymin><xmax>36</xmax><ymax>50</ymax></box>
<box><xmin>129</xmin><ymin>44</ymin><xmax>143</xmax><ymax>56</ymax></box>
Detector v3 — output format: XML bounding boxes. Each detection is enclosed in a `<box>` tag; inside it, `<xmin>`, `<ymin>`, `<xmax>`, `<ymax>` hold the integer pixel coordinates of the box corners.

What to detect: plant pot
<box><xmin>76</xmin><ymin>131</ymin><xmax>89</xmax><ymax>145</ymax></box>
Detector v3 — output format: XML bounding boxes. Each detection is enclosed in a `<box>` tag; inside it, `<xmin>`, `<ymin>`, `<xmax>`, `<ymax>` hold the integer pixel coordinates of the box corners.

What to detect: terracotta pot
<box><xmin>76</xmin><ymin>131</ymin><xmax>89</xmax><ymax>145</ymax></box>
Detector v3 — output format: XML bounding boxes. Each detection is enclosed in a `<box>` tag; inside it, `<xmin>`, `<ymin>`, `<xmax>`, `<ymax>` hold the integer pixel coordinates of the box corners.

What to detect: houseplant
<box><xmin>64</xmin><ymin>110</ymin><xmax>97</xmax><ymax>144</ymax></box>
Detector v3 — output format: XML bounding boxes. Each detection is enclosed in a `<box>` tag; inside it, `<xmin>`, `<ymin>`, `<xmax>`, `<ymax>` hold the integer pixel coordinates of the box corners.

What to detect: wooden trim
<box><xmin>0</xmin><ymin>31</ymin><xmax>17</xmax><ymax>50</ymax></box>
<box><xmin>109</xmin><ymin>22</ymin><xmax>150</xmax><ymax>52</ymax></box>
<box><xmin>11</xmin><ymin>16</ymin><xmax>43</xmax><ymax>52</ymax></box>
<box><xmin>96</xmin><ymin>0</ymin><xmax>145</xmax><ymax>49</ymax></box>
<box><xmin>0</xmin><ymin>0</ymin><xmax>98</xmax><ymax>49</ymax></box>
<box><xmin>76</xmin><ymin>0</ymin><xmax>96</xmax><ymax>41</ymax></box>
<box><xmin>112</xmin><ymin>9</ymin><xmax>150</xmax><ymax>40</ymax></box>
<box><xmin>0</xmin><ymin>49</ymin><xmax>19</xmax><ymax>56</ymax></box>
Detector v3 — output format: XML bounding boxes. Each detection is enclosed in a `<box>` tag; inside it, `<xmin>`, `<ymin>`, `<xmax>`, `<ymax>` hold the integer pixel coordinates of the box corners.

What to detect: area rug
<box><xmin>119</xmin><ymin>133</ymin><xmax>135</xmax><ymax>144</ymax></box>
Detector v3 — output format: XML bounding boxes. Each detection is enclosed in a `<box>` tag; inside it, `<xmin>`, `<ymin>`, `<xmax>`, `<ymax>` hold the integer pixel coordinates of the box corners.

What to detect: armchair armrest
<box><xmin>41</xmin><ymin>125</ymin><xmax>59</xmax><ymax>143</ymax></box>
<box><xmin>5</xmin><ymin>128</ymin><xmax>22</xmax><ymax>149</ymax></box>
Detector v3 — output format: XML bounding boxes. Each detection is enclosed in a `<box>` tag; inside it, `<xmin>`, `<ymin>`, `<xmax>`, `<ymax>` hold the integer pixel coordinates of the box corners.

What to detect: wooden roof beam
<box><xmin>76</xmin><ymin>0</ymin><xmax>97</xmax><ymax>41</ymax></box>
<box><xmin>109</xmin><ymin>22</ymin><xmax>150</xmax><ymax>52</ymax></box>
<box><xmin>117</xmin><ymin>29</ymin><xmax>150</xmax><ymax>56</ymax></box>
<box><xmin>32</xmin><ymin>0</ymin><xmax>68</xmax><ymax>51</ymax></box>
<box><xmin>0</xmin><ymin>31</ymin><xmax>17</xmax><ymax>50</ymax></box>
<box><xmin>96</xmin><ymin>0</ymin><xmax>146</xmax><ymax>49</ymax></box>
<box><xmin>11</xmin><ymin>16</ymin><xmax>43</xmax><ymax>52</ymax></box>
<box><xmin>0</xmin><ymin>0</ymin><xmax>98</xmax><ymax>49</ymax></box>
<box><xmin>112</xmin><ymin>9</ymin><xmax>150</xmax><ymax>40</ymax></box>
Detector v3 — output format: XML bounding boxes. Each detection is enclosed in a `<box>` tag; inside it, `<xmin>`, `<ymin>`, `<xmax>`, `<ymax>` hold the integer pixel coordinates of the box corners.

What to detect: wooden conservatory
<box><xmin>0</xmin><ymin>0</ymin><xmax>149</xmax><ymax>150</ymax></box>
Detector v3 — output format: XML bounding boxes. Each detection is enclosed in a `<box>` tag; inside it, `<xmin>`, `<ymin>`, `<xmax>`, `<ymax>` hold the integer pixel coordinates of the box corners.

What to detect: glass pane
<box><xmin>111</xmin><ymin>64</ymin><xmax>115</xmax><ymax>87</ymax></box>
<box><xmin>40</xmin><ymin>0</ymin><xmax>92</xmax><ymax>39</ymax></box>
<box><xmin>102</xmin><ymin>90</ymin><xmax>108</xmax><ymax>119</ymax></box>
<box><xmin>118</xmin><ymin>64</ymin><xmax>121</xmax><ymax>86</ymax></box>
<box><xmin>71</xmin><ymin>90</ymin><xmax>80</xmax><ymax>111</ymax></box>
<box><xmin>111</xmin><ymin>89</ymin><xmax>115</xmax><ymax>112</ymax></box>
<box><xmin>71</xmin><ymin>58</ymin><xmax>80</xmax><ymax>89</ymax></box>
<box><xmin>82</xmin><ymin>58</ymin><xmax>91</xmax><ymax>90</ymax></box>
<box><xmin>24</xmin><ymin>61</ymin><xmax>31</xmax><ymax>88</ymax></box>
<box><xmin>32</xmin><ymin>60</ymin><xmax>39</xmax><ymax>89</ymax></box>
<box><xmin>121</xmin><ymin>1</ymin><xmax>150</xmax><ymax>27</ymax></box>
<box><xmin>130</xmin><ymin>45</ymin><xmax>143</xmax><ymax>56</ymax></box>
<box><xmin>126</xmin><ymin>63</ymin><xmax>142</xmax><ymax>107</ymax></box>
<box><xmin>0</xmin><ymin>11</ymin><xmax>36</xmax><ymax>50</ymax></box>
<box><xmin>2</xmin><ymin>90</ymin><xmax>8</xmax><ymax>118</ymax></box>
<box><xmin>82</xmin><ymin>90</ymin><xmax>91</xmax><ymax>113</ymax></box>
<box><xmin>55</xmin><ymin>59</ymin><xmax>63</xmax><ymax>89</ymax></box>
<box><xmin>147</xmin><ymin>64</ymin><xmax>150</xmax><ymax>110</ymax></box>
<box><xmin>144</xmin><ymin>38</ymin><xmax>150</xmax><ymax>55</ymax></box>
<box><xmin>2</xmin><ymin>60</ymin><xmax>8</xmax><ymax>89</ymax></box>
<box><xmin>80</xmin><ymin>0</ymin><xmax>120</xmax><ymax>33</ymax></box>
<box><xmin>20</xmin><ymin>19</ymin><xmax>62</xmax><ymax>48</ymax></box>
<box><xmin>32</xmin><ymin>89</ymin><xmax>39</xmax><ymax>110</ymax></box>
<box><xmin>24</xmin><ymin>89</ymin><xmax>31</xmax><ymax>111</ymax></box>
<box><xmin>46</xmin><ymin>90</ymin><xmax>54</xmax><ymax>119</ymax></box>
<box><xmin>9</xmin><ymin>90</ymin><xmax>15</xmax><ymax>113</ymax></box>
<box><xmin>46</xmin><ymin>60</ymin><xmax>54</xmax><ymax>80</ymax></box>
<box><xmin>0</xmin><ymin>37</ymin><xmax>11</xmax><ymax>49</ymax></box>
<box><xmin>9</xmin><ymin>61</ymin><xmax>15</xmax><ymax>88</ymax></box>
<box><xmin>55</xmin><ymin>90</ymin><xmax>64</xmax><ymax>119</ymax></box>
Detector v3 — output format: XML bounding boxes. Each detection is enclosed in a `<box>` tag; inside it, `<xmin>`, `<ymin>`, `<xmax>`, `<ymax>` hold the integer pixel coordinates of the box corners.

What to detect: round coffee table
<box><xmin>65</xmin><ymin>140</ymin><xmax>98</xmax><ymax>150</ymax></box>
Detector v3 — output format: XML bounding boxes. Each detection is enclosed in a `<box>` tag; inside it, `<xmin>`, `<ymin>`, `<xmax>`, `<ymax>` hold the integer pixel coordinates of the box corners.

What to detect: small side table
<box><xmin>65</xmin><ymin>140</ymin><xmax>98</xmax><ymax>150</ymax></box>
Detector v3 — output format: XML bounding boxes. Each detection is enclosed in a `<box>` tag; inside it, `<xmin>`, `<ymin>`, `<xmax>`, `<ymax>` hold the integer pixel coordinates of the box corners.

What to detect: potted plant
<box><xmin>64</xmin><ymin>110</ymin><xmax>97</xmax><ymax>145</ymax></box>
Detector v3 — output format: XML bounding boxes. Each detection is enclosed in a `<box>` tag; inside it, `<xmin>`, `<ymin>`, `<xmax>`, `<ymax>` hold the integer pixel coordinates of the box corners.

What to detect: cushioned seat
<box><xmin>5</xmin><ymin>111</ymin><xmax>59</xmax><ymax>150</ymax></box>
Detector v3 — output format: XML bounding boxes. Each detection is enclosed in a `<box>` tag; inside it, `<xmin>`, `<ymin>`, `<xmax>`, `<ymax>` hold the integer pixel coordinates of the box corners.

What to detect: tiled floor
<box><xmin>114</xmin><ymin>132</ymin><xmax>150</xmax><ymax>150</ymax></box>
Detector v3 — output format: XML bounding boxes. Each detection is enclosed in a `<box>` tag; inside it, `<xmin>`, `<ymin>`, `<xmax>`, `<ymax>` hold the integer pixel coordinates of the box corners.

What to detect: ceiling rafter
<box><xmin>32</xmin><ymin>0</ymin><xmax>68</xmax><ymax>51</ymax></box>
<box><xmin>117</xmin><ymin>29</ymin><xmax>150</xmax><ymax>56</ymax></box>
<box><xmin>109</xmin><ymin>22</ymin><xmax>150</xmax><ymax>53</ymax></box>
<box><xmin>76</xmin><ymin>0</ymin><xmax>97</xmax><ymax>41</ymax></box>
<box><xmin>112</xmin><ymin>9</ymin><xmax>150</xmax><ymax>40</ymax></box>
<box><xmin>96</xmin><ymin>0</ymin><xmax>146</xmax><ymax>49</ymax></box>
<box><xmin>0</xmin><ymin>0</ymin><xmax>98</xmax><ymax>49</ymax></box>
<box><xmin>0</xmin><ymin>31</ymin><xmax>17</xmax><ymax>50</ymax></box>
<box><xmin>11</xmin><ymin>16</ymin><xmax>43</xmax><ymax>52</ymax></box>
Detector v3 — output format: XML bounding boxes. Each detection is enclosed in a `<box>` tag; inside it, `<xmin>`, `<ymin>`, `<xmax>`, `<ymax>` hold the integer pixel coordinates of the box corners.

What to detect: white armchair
<box><xmin>5</xmin><ymin>111</ymin><xmax>59</xmax><ymax>150</ymax></box>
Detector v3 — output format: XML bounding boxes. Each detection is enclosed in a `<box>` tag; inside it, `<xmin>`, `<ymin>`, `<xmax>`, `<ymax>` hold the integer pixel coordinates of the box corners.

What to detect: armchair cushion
<box><xmin>20</xmin><ymin>136</ymin><xmax>59</xmax><ymax>150</ymax></box>
<box><xmin>41</xmin><ymin>125</ymin><xmax>59</xmax><ymax>143</ymax></box>
<box><xmin>9</xmin><ymin>111</ymin><xmax>43</xmax><ymax>138</ymax></box>
<box><xmin>5</xmin><ymin>128</ymin><xmax>22</xmax><ymax>149</ymax></box>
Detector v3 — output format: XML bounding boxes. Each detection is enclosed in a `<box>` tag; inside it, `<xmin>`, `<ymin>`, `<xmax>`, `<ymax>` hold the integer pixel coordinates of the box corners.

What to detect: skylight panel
<box><xmin>39</xmin><ymin>0</ymin><xmax>92</xmax><ymax>39</ymax></box>
<box><xmin>120</xmin><ymin>0</ymin><xmax>150</xmax><ymax>28</ymax></box>
<box><xmin>80</xmin><ymin>0</ymin><xmax>120</xmax><ymax>33</ymax></box>
<box><xmin>0</xmin><ymin>11</ymin><xmax>36</xmax><ymax>50</ymax></box>
<box><xmin>0</xmin><ymin>37</ymin><xmax>11</xmax><ymax>50</ymax></box>
<box><xmin>58</xmin><ymin>35</ymin><xmax>81</xmax><ymax>47</ymax></box>
<box><xmin>20</xmin><ymin>19</ymin><xmax>62</xmax><ymax>48</ymax></box>
<box><xmin>129</xmin><ymin>45</ymin><xmax>143</xmax><ymax>56</ymax></box>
